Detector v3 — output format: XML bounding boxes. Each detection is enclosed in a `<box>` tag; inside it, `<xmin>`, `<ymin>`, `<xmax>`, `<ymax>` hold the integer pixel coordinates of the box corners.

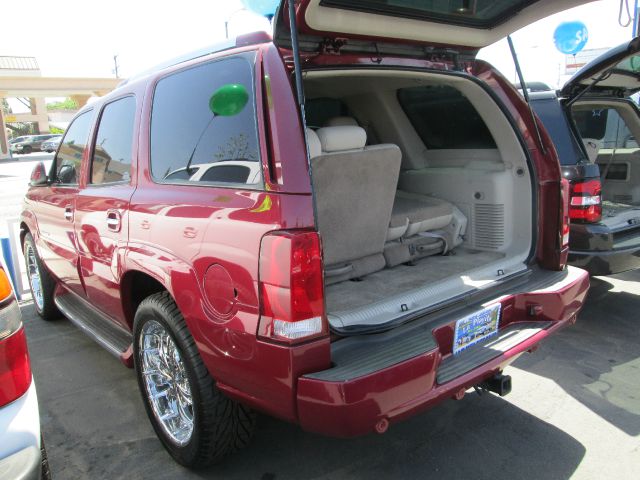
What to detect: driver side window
<box><xmin>53</xmin><ymin>110</ymin><xmax>94</xmax><ymax>185</ymax></box>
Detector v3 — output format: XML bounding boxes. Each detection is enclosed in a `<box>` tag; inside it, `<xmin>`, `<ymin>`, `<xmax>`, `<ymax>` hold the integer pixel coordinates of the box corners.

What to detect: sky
<box><xmin>0</xmin><ymin>0</ymin><xmax>635</xmax><ymax>91</ymax></box>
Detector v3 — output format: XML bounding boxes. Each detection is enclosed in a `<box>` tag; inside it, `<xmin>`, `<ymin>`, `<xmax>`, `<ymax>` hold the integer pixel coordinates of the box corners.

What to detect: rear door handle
<box><xmin>107</xmin><ymin>210</ymin><xmax>122</xmax><ymax>232</ymax></box>
<box><xmin>64</xmin><ymin>206</ymin><xmax>73</xmax><ymax>221</ymax></box>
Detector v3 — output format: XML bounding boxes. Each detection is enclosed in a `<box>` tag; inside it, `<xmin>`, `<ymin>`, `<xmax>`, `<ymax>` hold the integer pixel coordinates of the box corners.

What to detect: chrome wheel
<box><xmin>26</xmin><ymin>245</ymin><xmax>44</xmax><ymax>310</ymax></box>
<box><xmin>140</xmin><ymin>320</ymin><xmax>194</xmax><ymax>446</ymax></box>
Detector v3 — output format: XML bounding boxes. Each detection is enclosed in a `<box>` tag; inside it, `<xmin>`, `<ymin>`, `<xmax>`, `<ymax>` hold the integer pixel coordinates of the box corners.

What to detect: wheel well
<box><xmin>121</xmin><ymin>271</ymin><xmax>166</xmax><ymax>330</ymax></box>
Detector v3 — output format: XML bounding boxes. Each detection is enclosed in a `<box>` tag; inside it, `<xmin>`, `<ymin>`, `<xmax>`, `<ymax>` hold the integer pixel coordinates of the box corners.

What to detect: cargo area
<box><xmin>303</xmin><ymin>69</ymin><xmax>534</xmax><ymax>332</ymax></box>
<box><xmin>572</xmin><ymin>100</ymin><xmax>640</xmax><ymax>233</ymax></box>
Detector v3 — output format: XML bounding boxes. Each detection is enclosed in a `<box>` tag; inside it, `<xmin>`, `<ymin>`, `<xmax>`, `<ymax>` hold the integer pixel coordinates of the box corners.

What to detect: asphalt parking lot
<box><xmin>20</xmin><ymin>271</ymin><xmax>639</xmax><ymax>479</ymax></box>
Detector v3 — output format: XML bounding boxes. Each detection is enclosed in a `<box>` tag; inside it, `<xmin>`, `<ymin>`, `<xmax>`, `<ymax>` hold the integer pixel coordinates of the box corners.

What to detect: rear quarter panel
<box><xmin>126</xmin><ymin>47</ymin><xmax>329</xmax><ymax>421</ymax></box>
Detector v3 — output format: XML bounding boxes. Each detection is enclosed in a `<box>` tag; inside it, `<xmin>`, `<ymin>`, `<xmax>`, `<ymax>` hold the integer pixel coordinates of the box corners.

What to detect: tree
<box><xmin>1</xmin><ymin>98</ymin><xmax>11</xmax><ymax>114</ymax></box>
<box><xmin>46</xmin><ymin>98</ymin><xmax>78</xmax><ymax>111</ymax></box>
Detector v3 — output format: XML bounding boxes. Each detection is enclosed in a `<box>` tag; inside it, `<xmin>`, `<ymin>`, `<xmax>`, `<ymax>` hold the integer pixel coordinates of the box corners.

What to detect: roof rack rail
<box><xmin>120</xmin><ymin>31</ymin><xmax>272</xmax><ymax>87</ymax></box>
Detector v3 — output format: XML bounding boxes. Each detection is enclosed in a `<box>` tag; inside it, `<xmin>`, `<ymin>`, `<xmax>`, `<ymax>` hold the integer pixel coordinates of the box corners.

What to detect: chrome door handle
<box><xmin>64</xmin><ymin>206</ymin><xmax>73</xmax><ymax>221</ymax></box>
<box><xmin>107</xmin><ymin>210</ymin><xmax>122</xmax><ymax>232</ymax></box>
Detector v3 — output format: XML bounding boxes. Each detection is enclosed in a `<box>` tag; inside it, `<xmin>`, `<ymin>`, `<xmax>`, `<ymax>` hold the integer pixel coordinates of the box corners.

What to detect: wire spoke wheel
<box><xmin>140</xmin><ymin>320</ymin><xmax>194</xmax><ymax>446</ymax></box>
<box><xmin>134</xmin><ymin>292</ymin><xmax>255</xmax><ymax>467</ymax></box>
<box><xmin>25</xmin><ymin>244</ymin><xmax>44</xmax><ymax>310</ymax></box>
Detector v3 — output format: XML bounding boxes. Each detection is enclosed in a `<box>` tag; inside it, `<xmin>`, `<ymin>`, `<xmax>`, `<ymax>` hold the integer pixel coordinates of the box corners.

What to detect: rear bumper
<box><xmin>296</xmin><ymin>266</ymin><xmax>589</xmax><ymax>437</ymax></box>
<box><xmin>569</xmin><ymin>222</ymin><xmax>640</xmax><ymax>275</ymax></box>
<box><xmin>0</xmin><ymin>446</ymin><xmax>41</xmax><ymax>480</ymax></box>
<box><xmin>569</xmin><ymin>245</ymin><xmax>640</xmax><ymax>276</ymax></box>
<box><xmin>0</xmin><ymin>382</ymin><xmax>41</xmax><ymax>480</ymax></box>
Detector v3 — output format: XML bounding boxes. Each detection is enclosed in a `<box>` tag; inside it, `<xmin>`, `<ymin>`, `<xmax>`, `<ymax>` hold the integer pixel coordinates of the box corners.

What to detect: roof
<box><xmin>0</xmin><ymin>56</ymin><xmax>41</xmax><ymax>78</ymax></box>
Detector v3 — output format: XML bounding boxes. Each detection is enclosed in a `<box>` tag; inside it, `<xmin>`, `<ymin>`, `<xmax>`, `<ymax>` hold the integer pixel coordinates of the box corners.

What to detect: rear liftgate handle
<box><xmin>106</xmin><ymin>210</ymin><xmax>122</xmax><ymax>232</ymax></box>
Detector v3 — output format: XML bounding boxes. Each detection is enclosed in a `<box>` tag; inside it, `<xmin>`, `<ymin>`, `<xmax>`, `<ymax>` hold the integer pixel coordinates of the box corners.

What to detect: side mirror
<box><xmin>29</xmin><ymin>162</ymin><xmax>48</xmax><ymax>186</ymax></box>
<box><xmin>57</xmin><ymin>164</ymin><xmax>76</xmax><ymax>184</ymax></box>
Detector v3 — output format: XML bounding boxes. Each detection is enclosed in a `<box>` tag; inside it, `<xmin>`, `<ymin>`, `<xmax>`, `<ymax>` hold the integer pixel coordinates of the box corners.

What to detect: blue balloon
<box><xmin>241</xmin><ymin>0</ymin><xmax>280</xmax><ymax>17</ymax></box>
<box><xmin>554</xmin><ymin>21</ymin><xmax>589</xmax><ymax>55</ymax></box>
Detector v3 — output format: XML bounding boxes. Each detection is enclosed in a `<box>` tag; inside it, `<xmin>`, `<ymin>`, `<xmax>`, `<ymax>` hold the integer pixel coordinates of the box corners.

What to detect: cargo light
<box><xmin>258</xmin><ymin>230</ymin><xmax>327</xmax><ymax>344</ymax></box>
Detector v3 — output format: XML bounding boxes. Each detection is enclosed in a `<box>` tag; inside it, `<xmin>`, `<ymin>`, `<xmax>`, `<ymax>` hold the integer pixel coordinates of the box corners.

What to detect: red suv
<box><xmin>21</xmin><ymin>0</ymin><xmax>590</xmax><ymax>469</ymax></box>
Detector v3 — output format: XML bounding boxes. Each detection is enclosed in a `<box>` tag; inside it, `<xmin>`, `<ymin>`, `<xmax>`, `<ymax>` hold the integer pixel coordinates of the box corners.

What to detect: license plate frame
<box><xmin>452</xmin><ymin>304</ymin><xmax>501</xmax><ymax>355</ymax></box>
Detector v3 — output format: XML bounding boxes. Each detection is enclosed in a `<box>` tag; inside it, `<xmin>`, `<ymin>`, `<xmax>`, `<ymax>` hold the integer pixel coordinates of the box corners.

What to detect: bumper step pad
<box><xmin>305</xmin><ymin>322</ymin><xmax>437</xmax><ymax>382</ymax></box>
<box><xmin>436</xmin><ymin>321</ymin><xmax>551</xmax><ymax>384</ymax></box>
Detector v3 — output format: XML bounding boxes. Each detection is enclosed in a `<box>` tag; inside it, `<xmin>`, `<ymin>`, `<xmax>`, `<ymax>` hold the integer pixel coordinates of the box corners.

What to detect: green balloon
<box><xmin>209</xmin><ymin>84</ymin><xmax>249</xmax><ymax>116</ymax></box>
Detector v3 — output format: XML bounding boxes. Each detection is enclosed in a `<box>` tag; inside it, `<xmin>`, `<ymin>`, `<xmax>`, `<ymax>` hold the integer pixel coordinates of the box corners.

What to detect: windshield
<box><xmin>320</xmin><ymin>0</ymin><xmax>534</xmax><ymax>27</ymax></box>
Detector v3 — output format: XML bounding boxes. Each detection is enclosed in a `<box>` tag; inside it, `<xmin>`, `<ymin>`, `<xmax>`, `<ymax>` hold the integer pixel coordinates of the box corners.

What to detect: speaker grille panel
<box><xmin>474</xmin><ymin>204</ymin><xmax>504</xmax><ymax>250</ymax></box>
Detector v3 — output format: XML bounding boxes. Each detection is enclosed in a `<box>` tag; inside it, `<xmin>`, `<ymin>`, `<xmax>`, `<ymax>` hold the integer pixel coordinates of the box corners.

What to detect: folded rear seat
<box><xmin>320</xmin><ymin>116</ymin><xmax>468</xmax><ymax>268</ymax></box>
<box><xmin>388</xmin><ymin>191</ymin><xmax>453</xmax><ymax>239</ymax></box>
<box><xmin>307</xmin><ymin>126</ymin><xmax>402</xmax><ymax>284</ymax></box>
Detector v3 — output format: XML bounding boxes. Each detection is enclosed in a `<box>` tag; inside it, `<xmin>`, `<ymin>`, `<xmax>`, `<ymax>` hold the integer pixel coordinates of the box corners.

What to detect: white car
<box><xmin>0</xmin><ymin>261</ymin><xmax>49</xmax><ymax>479</ymax></box>
<box><xmin>164</xmin><ymin>160</ymin><xmax>262</xmax><ymax>184</ymax></box>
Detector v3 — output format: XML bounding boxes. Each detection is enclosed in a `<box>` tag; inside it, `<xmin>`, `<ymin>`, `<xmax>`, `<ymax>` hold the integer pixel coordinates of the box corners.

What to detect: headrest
<box><xmin>316</xmin><ymin>126</ymin><xmax>367</xmax><ymax>153</ymax></box>
<box><xmin>306</xmin><ymin>128</ymin><xmax>322</xmax><ymax>158</ymax></box>
<box><xmin>582</xmin><ymin>138</ymin><xmax>601</xmax><ymax>163</ymax></box>
<box><xmin>325</xmin><ymin>116</ymin><xmax>359</xmax><ymax>127</ymax></box>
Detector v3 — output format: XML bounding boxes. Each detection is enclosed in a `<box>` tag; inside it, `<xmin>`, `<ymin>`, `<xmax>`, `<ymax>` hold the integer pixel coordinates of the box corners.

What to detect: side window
<box><xmin>150</xmin><ymin>54</ymin><xmax>261</xmax><ymax>186</ymax></box>
<box><xmin>398</xmin><ymin>86</ymin><xmax>496</xmax><ymax>149</ymax></box>
<box><xmin>53</xmin><ymin>111</ymin><xmax>94</xmax><ymax>185</ymax></box>
<box><xmin>91</xmin><ymin>97</ymin><xmax>136</xmax><ymax>184</ymax></box>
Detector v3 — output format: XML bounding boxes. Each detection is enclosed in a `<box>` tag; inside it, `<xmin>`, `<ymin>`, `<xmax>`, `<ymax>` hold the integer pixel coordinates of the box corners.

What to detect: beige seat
<box><xmin>307</xmin><ymin>126</ymin><xmax>401</xmax><ymax>283</ymax></box>
<box><xmin>323</xmin><ymin>116</ymin><xmax>457</xmax><ymax>242</ymax></box>
<box><xmin>389</xmin><ymin>191</ymin><xmax>454</xmax><ymax>238</ymax></box>
<box><xmin>325</xmin><ymin>116</ymin><xmax>360</xmax><ymax>127</ymax></box>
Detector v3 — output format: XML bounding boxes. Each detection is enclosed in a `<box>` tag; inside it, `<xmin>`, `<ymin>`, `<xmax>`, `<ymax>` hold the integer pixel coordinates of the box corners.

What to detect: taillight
<box><xmin>0</xmin><ymin>267</ymin><xmax>31</xmax><ymax>406</ymax></box>
<box><xmin>569</xmin><ymin>179</ymin><xmax>602</xmax><ymax>223</ymax></box>
<box><xmin>258</xmin><ymin>230</ymin><xmax>327</xmax><ymax>344</ymax></box>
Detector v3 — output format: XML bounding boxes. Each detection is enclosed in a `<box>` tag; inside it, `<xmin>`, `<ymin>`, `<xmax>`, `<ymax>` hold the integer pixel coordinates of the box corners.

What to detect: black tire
<box><xmin>133</xmin><ymin>292</ymin><xmax>255</xmax><ymax>468</ymax></box>
<box><xmin>22</xmin><ymin>145</ymin><xmax>32</xmax><ymax>154</ymax></box>
<box><xmin>40</xmin><ymin>436</ymin><xmax>52</xmax><ymax>480</ymax></box>
<box><xmin>23</xmin><ymin>233</ymin><xmax>60</xmax><ymax>320</ymax></box>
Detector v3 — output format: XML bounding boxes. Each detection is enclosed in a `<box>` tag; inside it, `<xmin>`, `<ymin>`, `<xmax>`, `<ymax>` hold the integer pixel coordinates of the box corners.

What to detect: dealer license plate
<box><xmin>452</xmin><ymin>304</ymin><xmax>501</xmax><ymax>355</ymax></box>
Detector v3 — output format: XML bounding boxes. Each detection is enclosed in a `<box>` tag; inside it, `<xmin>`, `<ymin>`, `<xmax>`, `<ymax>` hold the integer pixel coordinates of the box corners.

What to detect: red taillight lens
<box><xmin>0</xmin><ymin>267</ymin><xmax>31</xmax><ymax>406</ymax></box>
<box><xmin>258</xmin><ymin>230</ymin><xmax>327</xmax><ymax>343</ymax></box>
<box><xmin>0</xmin><ymin>305</ymin><xmax>31</xmax><ymax>406</ymax></box>
<box><xmin>569</xmin><ymin>179</ymin><xmax>602</xmax><ymax>223</ymax></box>
<box><xmin>0</xmin><ymin>328</ymin><xmax>31</xmax><ymax>406</ymax></box>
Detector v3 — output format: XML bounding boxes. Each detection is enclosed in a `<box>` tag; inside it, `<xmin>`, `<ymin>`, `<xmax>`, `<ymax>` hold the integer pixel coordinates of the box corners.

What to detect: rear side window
<box><xmin>529</xmin><ymin>96</ymin><xmax>586</xmax><ymax>165</ymax></box>
<box><xmin>398</xmin><ymin>86</ymin><xmax>496</xmax><ymax>150</ymax></box>
<box><xmin>53</xmin><ymin>110</ymin><xmax>94</xmax><ymax>185</ymax></box>
<box><xmin>91</xmin><ymin>96</ymin><xmax>136</xmax><ymax>184</ymax></box>
<box><xmin>150</xmin><ymin>54</ymin><xmax>261</xmax><ymax>187</ymax></box>
<box><xmin>305</xmin><ymin>97</ymin><xmax>349</xmax><ymax>128</ymax></box>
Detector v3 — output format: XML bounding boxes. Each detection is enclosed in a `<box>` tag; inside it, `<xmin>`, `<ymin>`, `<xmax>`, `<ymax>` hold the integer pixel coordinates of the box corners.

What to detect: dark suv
<box><xmin>11</xmin><ymin>135</ymin><xmax>61</xmax><ymax>154</ymax></box>
<box><xmin>20</xmin><ymin>0</ymin><xmax>590</xmax><ymax>469</ymax></box>
<box><xmin>530</xmin><ymin>37</ymin><xmax>640</xmax><ymax>275</ymax></box>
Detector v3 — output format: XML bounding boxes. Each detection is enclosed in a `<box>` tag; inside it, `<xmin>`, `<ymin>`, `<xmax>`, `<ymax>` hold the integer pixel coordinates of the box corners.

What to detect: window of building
<box><xmin>53</xmin><ymin>110</ymin><xmax>94</xmax><ymax>185</ymax></box>
<box><xmin>150</xmin><ymin>54</ymin><xmax>261</xmax><ymax>187</ymax></box>
<box><xmin>90</xmin><ymin>96</ymin><xmax>136</xmax><ymax>184</ymax></box>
